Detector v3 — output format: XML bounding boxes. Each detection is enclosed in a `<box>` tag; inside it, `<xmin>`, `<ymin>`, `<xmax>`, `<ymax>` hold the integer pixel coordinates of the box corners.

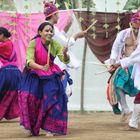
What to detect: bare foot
<box><xmin>67</xmin><ymin>131</ymin><xmax>71</xmax><ymax>135</ymax></box>
<box><xmin>22</xmin><ymin>130</ymin><xmax>32</xmax><ymax>137</ymax></box>
<box><xmin>124</xmin><ymin>125</ymin><xmax>138</xmax><ymax>131</ymax></box>
<box><xmin>46</xmin><ymin>132</ymin><xmax>54</xmax><ymax>137</ymax></box>
<box><xmin>120</xmin><ymin>111</ymin><xmax>132</xmax><ymax>122</ymax></box>
<box><xmin>21</xmin><ymin>126</ymin><xmax>32</xmax><ymax>137</ymax></box>
<box><xmin>26</xmin><ymin>131</ymin><xmax>32</xmax><ymax>137</ymax></box>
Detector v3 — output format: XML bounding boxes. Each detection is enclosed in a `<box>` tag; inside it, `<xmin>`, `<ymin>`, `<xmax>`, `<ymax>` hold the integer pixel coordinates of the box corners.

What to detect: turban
<box><xmin>43</xmin><ymin>1</ymin><xmax>58</xmax><ymax>18</ymax></box>
<box><xmin>131</xmin><ymin>11</ymin><xmax>140</xmax><ymax>26</ymax></box>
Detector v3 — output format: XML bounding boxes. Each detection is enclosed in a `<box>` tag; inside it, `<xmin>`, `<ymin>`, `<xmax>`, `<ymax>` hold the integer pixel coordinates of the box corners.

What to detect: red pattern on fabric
<box><xmin>53</xmin><ymin>95</ymin><xmax>57</xmax><ymax>100</ymax></box>
<box><xmin>56</xmin><ymin>104</ymin><xmax>60</xmax><ymax>110</ymax></box>
<box><xmin>19</xmin><ymin>92</ymin><xmax>43</xmax><ymax>135</ymax></box>
<box><xmin>44</xmin><ymin>95</ymin><xmax>47</xmax><ymax>100</ymax></box>
<box><xmin>19</xmin><ymin>92</ymin><xmax>67</xmax><ymax>136</ymax></box>
<box><xmin>106</xmin><ymin>84</ymin><xmax>111</xmax><ymax>104</ymax></box>
<box><xmin>0</xmin><ymin>91</ymin><xmax>19</xmax><ymax>120</ymax></box>
<box><xmin>42</xmin><ymin>116</ymin><xmax>67</xmax><ymax>135</ymax></box>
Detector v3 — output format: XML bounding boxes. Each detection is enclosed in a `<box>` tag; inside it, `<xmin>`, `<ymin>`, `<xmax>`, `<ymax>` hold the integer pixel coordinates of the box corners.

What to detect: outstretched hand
<box><xmin>74</xmin><ymin>30</ymin><xmax>87</xmax><ymax>40</ymax></box>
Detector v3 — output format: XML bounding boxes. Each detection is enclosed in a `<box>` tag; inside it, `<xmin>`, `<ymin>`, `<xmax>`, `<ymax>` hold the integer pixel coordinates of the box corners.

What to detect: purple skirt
<box><xmin>0</xmin><ymin>65</ymin><xmax>22</xmax><ymax>120</ymax></box>
<box><xmin>19</xmin><ymin>69</ymin><xmax>68</xmax><ymax>136</ymax></box>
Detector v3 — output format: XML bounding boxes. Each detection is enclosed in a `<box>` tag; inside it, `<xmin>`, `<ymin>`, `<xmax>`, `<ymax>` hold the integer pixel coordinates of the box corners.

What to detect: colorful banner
<box><xmin>75</xmin><ymin>11</ymin><xmax>131</xmax><ymax>62</ymax></box>
<box><xmin>0</xmin><ymin>10</ymin><xmax>73</xmax><ymax>70</ymax></box>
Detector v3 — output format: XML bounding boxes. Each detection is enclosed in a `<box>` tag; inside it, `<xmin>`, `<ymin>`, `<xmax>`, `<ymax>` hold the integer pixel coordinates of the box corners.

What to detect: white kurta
<box><xmin>105</xmin><ymin>28</ymin><xmax>133</xmax><ymax>64</ymax></box>
<box><xmin>53</xmin><ymin>26</ymin><xmax>80</xmax><ymax>70</ymax></box>
<box><xmin>110</xmin><ymin>28</ymin><xmax>132</xmax><ymax>62</ymax></box>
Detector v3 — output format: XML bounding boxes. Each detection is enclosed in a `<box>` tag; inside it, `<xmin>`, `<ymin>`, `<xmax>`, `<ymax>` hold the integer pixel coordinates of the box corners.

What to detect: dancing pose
<box><xmin>107</xmin><ymin>12</ymin><xmax>140</xmax><ymax>120</ymax></box>
<box><xmin>0</xmin><ymin>27</ymin><xmax>22</xmax><ymax>120</ymax></box>
<box><xmin>112</xmin><ymin>12</ymin><xmax>140</xmax><ymax>128</ymax></box>
<box><xmin>43</xmin><ymin>1</ymin><xmax>87</xmax><ymax>96</ymax></box>
<box><xmin>19</xmin><ymin>22</ymin><xmax>70</xmax><ymax>136</ymax></box>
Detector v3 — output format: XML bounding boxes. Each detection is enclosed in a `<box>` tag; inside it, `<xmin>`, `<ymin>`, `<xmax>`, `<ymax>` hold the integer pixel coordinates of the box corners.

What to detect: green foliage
<box><xmin>0</xmin><ymin>0</ymin><xmax>16</xmax><ymax>11</ymax></box>
<box><xmin>82</xmin><ymin>0</ymin><xmax>95</xmax><ymax>8</ymax></box>
<box><xmin>56</xmin><ymin>0</ymin><xmax>94</xmax><ymax>9</ymax></box>
<box><xmin>56</xmin><ymin>0</ymin><xmax>72</xmax><ymax>9</ymax></box>
<box><xmin>124</xmin><ymin>0</ymin><xmax>140</xmax><ymax>11</ymax></box>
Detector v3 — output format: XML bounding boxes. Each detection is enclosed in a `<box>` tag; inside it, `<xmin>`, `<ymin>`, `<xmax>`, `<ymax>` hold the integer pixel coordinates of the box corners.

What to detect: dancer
<box><xmin>43</xmin><ymin>1</ymin><xmax>87</xmax><ymax>96</ymax></box>
<box><xmin>107</xmin><ymin>12</ymin><xmax>140</xmax><ymax>120</ymax></box>
<box><xmin>112</xmin><ymin>41</ymin><xmax>140</xmax><ymax>130</ymax></box>
<box><xmin>19</xmin><ymin>22</ymin><xmax>70</xmax><ymax>136</ymax></box>
<box><xmin>112</xmin><ymin>12</ymin><xmax>140</xmax><ymax>128</ymax></box>
<box><xmin>0</xmin><ymin>27</ymin><xmax>22</xmax><ymax>120</ymax></box>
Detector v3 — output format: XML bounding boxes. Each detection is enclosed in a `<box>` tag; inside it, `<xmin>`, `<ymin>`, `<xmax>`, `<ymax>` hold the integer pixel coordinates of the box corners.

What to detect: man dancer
<box><xmin>43</xmin><ymin>1</ymin><xmax>87</xmax><ymax>95</ymax></box>
<box><xmin>107</xmin><ymin>12</ymin><xmax>140</xmax><ymax>120</ymax></box>
<box><xmin>111</xmin><ymin>11</ymin><xmax>140</xmax><ymax>130</ymax></box>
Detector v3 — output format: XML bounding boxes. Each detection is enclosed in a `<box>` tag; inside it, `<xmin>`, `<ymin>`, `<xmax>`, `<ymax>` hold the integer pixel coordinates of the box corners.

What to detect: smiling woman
<box><xmin>19</xmin><ymin>22</ymin><xmax>70</xmax><ymax>137</ymax></box>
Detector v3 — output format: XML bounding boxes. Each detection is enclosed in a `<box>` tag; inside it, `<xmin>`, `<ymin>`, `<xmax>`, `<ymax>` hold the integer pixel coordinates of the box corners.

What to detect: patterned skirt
<box><xmin>0</xmin><ymin>65</ymin><xmax>22</xmax><ymax>120</ymax></box>
<box><xmin>19</xmin><ymin>68</ymin><xmax>68</xmax><ymax>136</ymax></box>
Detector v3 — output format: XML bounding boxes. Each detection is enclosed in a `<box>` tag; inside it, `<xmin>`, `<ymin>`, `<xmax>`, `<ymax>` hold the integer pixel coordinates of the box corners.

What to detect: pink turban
<box><xmin>43</xmin><ymin>1</ymin><xmax>58</xmax><ymax>18</ymax></box>
<box><xmin>131</xmin><ymin>11</ymin><xmax>140</xmax><ymax>26</ymax></box>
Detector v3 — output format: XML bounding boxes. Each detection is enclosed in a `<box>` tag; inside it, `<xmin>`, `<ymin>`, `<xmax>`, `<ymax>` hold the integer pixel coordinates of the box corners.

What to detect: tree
<box><xmin>124</xmin><ymin>0</ymin><xmax>140</xmax><ymax>11</ymax></box>
<box><xmin>56</xmin><ymin>0</ymin><xmax>92</xmax><ymax>9</ymax></box>
<box><xmin>0</xmin><ymin>0</ymin><xmax>16</xmax><ymax>11</ymax></box>
<box><xmin>56</xmin><ymin>0</ymin><xmax>72</xmax><ymax>9</ymax></box>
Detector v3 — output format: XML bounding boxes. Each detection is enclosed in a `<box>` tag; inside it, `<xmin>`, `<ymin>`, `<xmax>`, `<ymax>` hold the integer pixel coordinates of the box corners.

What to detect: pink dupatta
<box><xmin>29</xmin><ymin>37</ymin><xmax>62</xmax><ymax>77</ymax></box>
